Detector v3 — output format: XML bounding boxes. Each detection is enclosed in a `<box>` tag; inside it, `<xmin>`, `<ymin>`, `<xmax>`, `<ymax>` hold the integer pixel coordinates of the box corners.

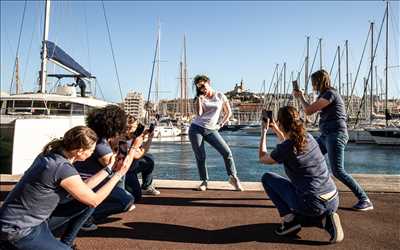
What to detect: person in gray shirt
<box><xmin>0</xmin><ymin>126</ymin><xmax>143</xmax><ymax>249</ymax></box>
<box><xmin>293</xmin><ymin>69</ymin><xmax>372</xmax><ymax>211</ymax></box>
<box><xmin>259</xmin><ymin>106</ymin><xmax>343</xmax><ymax>243</ymax></box>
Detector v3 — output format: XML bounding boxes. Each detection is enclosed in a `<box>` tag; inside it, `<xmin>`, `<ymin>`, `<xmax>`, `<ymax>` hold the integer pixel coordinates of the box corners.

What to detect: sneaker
<box><xmin>323</xmin><ymin>212</ymin><xmax>344</xmax><ymax>243</ymax></box>
<box><xmin>80</xmin><ymin>217</ymin><xmax>98</xmax><ymax>232</ymax></box>
<box><xmin>128</xmin><ymin>204</ymin><xmax>136</xmax><ymax>211</ymax></box>
<box><xmin>228</xmin><ymin>175</ymin><xmax>244</xmax><ymax>191</ymax></box>
<box><xmin>274</xmin><ymin>219</ymin><xmax>302</xmax><ymax>236</ymax></box>
<box><xmin>197</xmin><ymin>181</ymin><xmax>208</xmax><ymax>191</ymax></box>
<box><xmin>352</xmin><ymin>199</ymin><xmax>374</xmax><ymax>211</ymax></box>
<box><xmin>142</xmin><ymin>186</ymin><xmax>161</xmax><ymax>195</ymax></box>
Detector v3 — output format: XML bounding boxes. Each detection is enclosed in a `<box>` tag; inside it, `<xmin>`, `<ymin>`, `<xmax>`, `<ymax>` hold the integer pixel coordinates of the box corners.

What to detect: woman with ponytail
<box><xmin>293</xmin><ymin>69</ymin><xmax>372</xmax><ymax>211</ymax></box>
<box><xmin>0</xmin><ymin>126</ymin><xmax>141</xmax><ymax>249</ymax></box>
<box><xmin>259</xmin><ymin>106</ymin><xmax>343</xmax><ymax>244</ymax></box>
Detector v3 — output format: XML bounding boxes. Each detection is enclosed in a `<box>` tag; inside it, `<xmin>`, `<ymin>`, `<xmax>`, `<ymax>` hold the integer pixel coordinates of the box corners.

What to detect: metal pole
<box><xmin>345</xmin><ymin>40</ymin><xmax>349</xmax><ymax>100</ymax></box>
<box><xmin>385</xmin><ymin>1</ymin><xmax>389</xmax><ymax>126</ymax></box>
<box><xmin>319</xmin><ymin>38</ymin><xmax>323</xmax><ymax>70</ymax></box>
<box><xmin>305</xmin><ymin>36</ymin><xmax>309</xmax><ymax>94</ymax></box>
<box><xmin>338</xmin><ymin>45</ymin><xmax>341</xmax><ymax>96</ymax></box>
<box><xmin>370</xmin><ymin>22</ymin><xmax>374</xmax><ymax>123</ymax></box>
<box><xmin>39</xmin><ymin>0</ymin><xmax>51</xmax><ymax>93</ymax></box>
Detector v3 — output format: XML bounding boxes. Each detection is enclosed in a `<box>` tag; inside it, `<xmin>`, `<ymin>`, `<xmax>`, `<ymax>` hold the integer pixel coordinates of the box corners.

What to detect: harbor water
<box><xmin>149</xmin><ymin>133</ymin><xmax>400</xmax><ymax>182</ymax></box>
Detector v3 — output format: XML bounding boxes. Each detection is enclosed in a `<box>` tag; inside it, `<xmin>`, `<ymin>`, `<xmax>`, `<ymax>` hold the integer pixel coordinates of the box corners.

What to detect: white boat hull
<box><xmin>1</xmin><ymin>116</ymin><xmax>85</xmax><ymax>175</ymax></box>
<box><xmin>154</xmin><ymin>126</ymin><xmax>181</xmax><ymax>138</ymax></box>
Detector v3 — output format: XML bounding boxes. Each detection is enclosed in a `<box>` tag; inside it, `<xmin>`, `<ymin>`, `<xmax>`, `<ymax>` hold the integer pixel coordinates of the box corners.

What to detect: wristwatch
<box><xmin>103</xmin><ymin>165</ymin><xmax>113</xmax><ymax>176</ymax></box>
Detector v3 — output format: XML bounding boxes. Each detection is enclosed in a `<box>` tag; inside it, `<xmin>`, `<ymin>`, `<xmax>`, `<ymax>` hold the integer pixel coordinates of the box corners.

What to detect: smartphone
<box><xmin>292</xmin><ymin>80</ymin><xmax>300</xmax><ymax>91</ymax></box>
<box><xmin>261</xmin><ymin>109</ymin><xmax>273</xmax><ymax>122</ymax></box>
<box><xmin>118</xmin><ymin>141</ymin><xmax>128</xmax><ymax>157</ymax></box>
<box><xmin>132</xmin><ymin>123</ymin><xmax>145</xmax><ymax>138</ymax></box>
<box><xmin>148</xmin><ymin>123</ymin><xmax>155</xmax><ymax>133</ymax></box>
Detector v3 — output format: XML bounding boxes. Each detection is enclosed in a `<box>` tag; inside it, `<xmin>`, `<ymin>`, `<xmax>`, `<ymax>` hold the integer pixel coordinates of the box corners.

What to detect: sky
<box><xmin>1</xmin><ymin>0</ymin><xmax>399</xmax><ymax>103</ymax></box>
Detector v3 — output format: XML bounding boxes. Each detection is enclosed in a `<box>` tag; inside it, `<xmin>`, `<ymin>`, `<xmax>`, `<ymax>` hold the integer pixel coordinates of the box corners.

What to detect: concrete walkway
<box><xmin>1</xmin><ymin>182</ymin><xmax>399</xmax><ymax>249</ymax></box>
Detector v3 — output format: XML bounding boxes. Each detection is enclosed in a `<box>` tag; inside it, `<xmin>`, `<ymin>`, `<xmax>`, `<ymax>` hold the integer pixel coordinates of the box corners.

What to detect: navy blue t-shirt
<box><xmin>75</xmin><ymin>137</ymin><xmax>112</xmax><ymax>179</ymax></box>
<box><xmin>0</xmin><ymin>152</ymin><xmax>78</xmax><ymax>241</ymax></box>
<box><xmin>318</xmin><ymin>89</ymin><xmax>347</xmax><ymax>135</ymax></box>
<box><xmin>270</xmin><ymin>133</ymin><xmax>336</xmax><ymax>197</ymax></box>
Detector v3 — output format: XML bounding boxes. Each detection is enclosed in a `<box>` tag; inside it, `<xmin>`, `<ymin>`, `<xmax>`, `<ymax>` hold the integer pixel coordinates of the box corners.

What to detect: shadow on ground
<box><xmin>80</xmin><ymin>222</ymin><xmax>331</xmax><ymax>246</ymax></box>
<box><xmin>139</xmin><ymin>195</ymin><xmax>273</xmax><ymax>208</ymax></box>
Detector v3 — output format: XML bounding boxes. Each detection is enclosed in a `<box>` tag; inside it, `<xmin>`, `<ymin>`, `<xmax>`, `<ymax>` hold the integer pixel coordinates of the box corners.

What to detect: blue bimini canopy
<box><xmin>45</xmin><ymin>40</ymin><xmax>92</xmax><ymax>78</ymax></box>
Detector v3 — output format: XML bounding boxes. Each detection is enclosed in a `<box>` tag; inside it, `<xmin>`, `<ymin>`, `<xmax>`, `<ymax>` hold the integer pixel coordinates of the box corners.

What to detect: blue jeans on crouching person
<box><xmin>261</xmin><ymin>172</ymin><xmax>338</xmax><ymax>220</ymax></box>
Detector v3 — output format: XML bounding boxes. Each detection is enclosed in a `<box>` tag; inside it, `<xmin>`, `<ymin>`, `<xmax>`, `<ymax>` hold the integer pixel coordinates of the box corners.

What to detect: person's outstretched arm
<box><xmin>60</xmin><ymin>140</ymin><xmax>141</xmax><ymax>208</ymax></box>
<box><xmin>259</xmin><ymin>120</ymin><xmax>277</xmax><ymax>165</ymax></box>
<box><xmin>141</xmin><ymin>130</ymin><xmax>154</xmax><ymax>153</ymax></box>
<box><xmin>293</xmin><ymin>90</ymin><xmax>330</xmax><ymax>115</ymax></box>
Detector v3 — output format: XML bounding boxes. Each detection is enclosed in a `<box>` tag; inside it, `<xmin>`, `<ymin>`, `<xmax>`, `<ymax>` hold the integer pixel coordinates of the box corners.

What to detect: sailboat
<box><xmin>365</xmin><ymin>1</ymin><xmax>400</xmax><ymax>146</ymax></box>
<box><xmin>0</xmin><ymin>0</ymin><xmax>111</xmax><ymax>174</ymax></box>
<box><xmin>145</xmin><ymin>22</ymin><xmax>181</xmax><ymax>139</ymax></box>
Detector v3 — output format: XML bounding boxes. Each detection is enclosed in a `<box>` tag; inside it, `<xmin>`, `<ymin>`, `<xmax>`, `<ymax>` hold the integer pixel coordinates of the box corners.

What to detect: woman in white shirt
<box><xmin>189</xmin><ymin>75</ymin><xmax>243</xmax><ymax>191</ymax></box>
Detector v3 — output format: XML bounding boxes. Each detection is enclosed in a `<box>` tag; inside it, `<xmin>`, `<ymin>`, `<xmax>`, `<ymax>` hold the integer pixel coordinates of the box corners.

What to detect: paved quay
<box><xmin>1</xmin><ymin>175</ymin><xmax>399</xmax><ymax>250</ymax></box>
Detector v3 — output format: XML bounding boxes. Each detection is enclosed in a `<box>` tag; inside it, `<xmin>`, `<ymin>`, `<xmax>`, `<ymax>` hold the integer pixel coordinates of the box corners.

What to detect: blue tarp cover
<box><xmin>45</xmin><ymin>40</ymin><xmax>92</xmax><ymax>78</ymax></box>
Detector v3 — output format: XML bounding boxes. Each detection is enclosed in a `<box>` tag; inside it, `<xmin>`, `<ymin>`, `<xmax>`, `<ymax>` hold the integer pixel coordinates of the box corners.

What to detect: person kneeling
<box><xmin>259</xmin><ymin>106</ymin><xmax>344</xmax><ymax>244</ymax></box>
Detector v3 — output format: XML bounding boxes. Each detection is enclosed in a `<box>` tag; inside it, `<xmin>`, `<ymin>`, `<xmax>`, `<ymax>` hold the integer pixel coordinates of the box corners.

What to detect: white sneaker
<box><xmin>142</xmin><ymin>186</ymin><xmax>161</xmax><ymax>195</ymax></box>
<box><xmin>228</xmin><ymin>175</ymin><xmax>244</xmax><ymax>191</ymax></box>
<box><xmin>197</xmin><ymin>181</ymin><xmax>208</xmax><ymax>191</ymax></box>
<box><xmin>128</xmin><ymin>204</ymin><xmax>136</xmax><ymax>211</ymax></box>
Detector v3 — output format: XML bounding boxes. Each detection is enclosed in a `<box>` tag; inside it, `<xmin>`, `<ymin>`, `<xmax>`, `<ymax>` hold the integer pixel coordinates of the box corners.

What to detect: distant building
<box><xmin>158</xmin><ymin>98</ymin><xmax>194</xmax><ymax>119</ymax></box>
<box><xmin>124</xmin><ymin>91</ymin><xmax>144</xmax><ymax>119</ymax></box>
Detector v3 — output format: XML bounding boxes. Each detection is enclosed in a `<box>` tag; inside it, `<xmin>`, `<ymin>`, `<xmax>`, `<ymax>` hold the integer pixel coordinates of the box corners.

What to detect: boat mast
<box><xmin>15</xmin><ymin>56</ymin><xmax>20</xmax><ymax>94</ymax></box>
<box><xmin>345</xmin><ymin>40</ymin><xmax>349</xmax><ymax>100</ymax></box>
<box><xmin>155</xmin><ymin>20</ymin><xmax>160</xmax><ymax>113</ymax></box>
<box><xmin>39</xmin><ymin>0</ymin><xmax>51</xmax><ymax>93</ymax></box>
<box><xmin>370</xmin><ymin>21</ymin><xmax>374</xmax><ymax>123</ymax></box>
<box><xmin>385</xmin><ymin>1</ymin><xmax>389</xmax><ymax>127</ymax></box>
<box><xmin>319</xmin><ymin>38</ymin><xmax>323</xmax><ymax>70</ymax></box>
<box><xmin>183</xmin><ymin>34</ymin><xmax>188</xmax><ymax>117</ymax></box>
<box><xmin>338</xmin><ymin>45</ymin><xmax>341</xmax><ymax>96</ymax></box>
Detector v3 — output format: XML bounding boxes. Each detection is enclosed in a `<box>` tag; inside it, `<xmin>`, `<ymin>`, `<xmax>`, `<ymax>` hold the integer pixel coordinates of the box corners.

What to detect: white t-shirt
<box><xmin>192</xmin><ymin>92</ymin><xmax>228</xmax><ymax>130</ymax></box>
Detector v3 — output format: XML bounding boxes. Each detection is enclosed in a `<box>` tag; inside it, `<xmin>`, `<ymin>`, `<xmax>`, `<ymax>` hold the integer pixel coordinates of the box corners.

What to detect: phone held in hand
<box><xmin>292</xmin><ymin>80</ymin><xmax>300</xmax><ymax>91</ymax></box>
<box><xmin>261</xmin><ymin>109</ymin><xmax>273</xmax><ymax>122</ymax></box>
<box><xmin>132</xmin><ymin>123</ymin><xmax>145</xmax><ymax>138</ymax></box>
<box><xmin>148</xmin><ymin>123</ymin><xmax>155</xmax><ymax>133</ymax></box>
<box><xmin>118</xmin><ymin>141</ymin><xmax>128</xmax><ymax>158</ymax></box>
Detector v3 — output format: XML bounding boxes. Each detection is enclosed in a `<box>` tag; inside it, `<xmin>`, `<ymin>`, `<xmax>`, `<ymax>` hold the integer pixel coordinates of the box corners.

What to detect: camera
<box><xmin>261</xmin><ymin>109</ymin><xmax>273</xmax><ymax>122</ymax></box>
<box><xmin>292</xmin><ymin>80</ymin><xmax>300</xmax><ymax>91</ymax></box>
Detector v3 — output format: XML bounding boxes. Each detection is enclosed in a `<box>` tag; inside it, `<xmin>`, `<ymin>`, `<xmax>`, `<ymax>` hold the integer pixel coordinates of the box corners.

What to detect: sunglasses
<box><xmin>196</xmin><ymin>83</ymin><xmax>208</xmax><ymax>89</ymax></box>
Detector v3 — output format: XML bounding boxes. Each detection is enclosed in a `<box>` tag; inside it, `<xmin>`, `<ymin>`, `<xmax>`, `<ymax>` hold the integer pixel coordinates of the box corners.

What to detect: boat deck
<box><xmin>1</xmin><ymin>182</ymin><xmax>399</xmax><ymax>250</ymax></box>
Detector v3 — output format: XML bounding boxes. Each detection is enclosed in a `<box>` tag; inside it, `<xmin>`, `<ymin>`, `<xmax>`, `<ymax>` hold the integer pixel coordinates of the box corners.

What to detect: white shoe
<box><xmin>197</xmin><ymin>181</ymin><xmax>208</xmax><ymax>191</ymax></box>
<box><xmin>228</xmin><ymin>175</ymin><xmax>244</xmax><ymax>191</ymax></box>
<box><xmin>128</xmin><ymin>204</ymin><xmax>136</xmax><ymax>211</ymax></box>
<box><xmin>142</xmin><ymin>186</ymin><xmax>161</xmax><ymax>195</ymax></box>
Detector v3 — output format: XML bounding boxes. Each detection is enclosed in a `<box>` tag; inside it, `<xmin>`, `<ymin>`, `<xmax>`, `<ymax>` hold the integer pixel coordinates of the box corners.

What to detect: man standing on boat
<box><xmin>74</xmin><ymin>76</ymin><xmax>86</xmax><ymax>97</ymax></box>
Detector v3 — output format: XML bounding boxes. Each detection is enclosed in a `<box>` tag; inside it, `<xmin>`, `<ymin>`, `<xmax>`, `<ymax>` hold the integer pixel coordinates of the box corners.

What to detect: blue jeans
<box><xmin>10</xmin><ymin>200</ymin><xmax>94</xmax><ymax>249</ymax></box>
<box><xmin>189</xmin><ymin>123</ymin><xmax>237</xmax><ymax>181</ymax></box>
<box><xmin>92</xmin><ymin>185</ymin><xmax>134</xmax><ymax>222</ymax></box>
<box><xmin>318</xmin><ymin>131</ymin><xmax>368</xmax><ymax>201</ymax></box>
<box><xmin>261</xmin><ymin>172</ymin><xmax>338</xmax><ymax>218</ymax></box>
<box><xmin>126</xmin><ymin>154</ymin><xmax>155</xmax><ymax>190</ymax></box>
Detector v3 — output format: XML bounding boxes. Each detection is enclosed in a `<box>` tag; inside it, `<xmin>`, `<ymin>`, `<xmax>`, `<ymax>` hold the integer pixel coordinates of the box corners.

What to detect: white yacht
<box><xmin>0</xmin><ymin>0</ymin><xmax>111</xmax><ymax>175</ymax></box>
